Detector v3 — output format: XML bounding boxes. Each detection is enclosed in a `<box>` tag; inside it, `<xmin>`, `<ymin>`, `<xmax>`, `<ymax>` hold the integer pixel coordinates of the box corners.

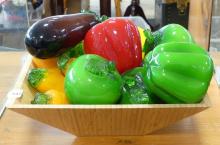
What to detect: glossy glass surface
<box><xmin>145</xmin><ymin>24</ymin><xmax>194</xmax><ymax>51</ymax></box>
<box><xmin>25</xmin><ymin>13</ymin><xmax>98</xmax><ymax>58</ymax></box>
<box><xmin>84</xmin><ymin>18</ymin><xmax>142</xmax><ymax>74</ymax></box>
<box><xmin>65</xmin><ymin>54</ymin><xmax>122</xmax><ymax>104</ymax></box>
<box><xmin>120</xmin><ymin>67</ymin><xmax>158</xmax><ymax>104</ymax></box>
<box><xmin>143</xmin><ymin>42</ymin><xmax>214</xmax><ymax>103</ymax></box>
<box><xmin>154</xmin><ymin>24</ymin><xmax>194</xmax><ymax>45</ymax></box>
<box><xmin>137</xmin><ymin>26</ymin><xmax>148</xmax><ymax>58</ymax></box>
<box><xmin>28</xmin><ymin>68</ymin><xmax>64</xmax><ymax>93</ymax></box>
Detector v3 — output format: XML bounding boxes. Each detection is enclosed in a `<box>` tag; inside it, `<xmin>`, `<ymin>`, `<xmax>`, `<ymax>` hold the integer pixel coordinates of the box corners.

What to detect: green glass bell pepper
<box><xmin>143</xmin><ymin>42</ymin><xmax>214</xmax><ymax>104</ymax></box>
<box><xmin>120</xmin><ymin>67</ymin><xmax>161</xmax><ymax>104</ymax></box>
<box><xmin>64</xmin><ymin>54</ymin><xmax>122</xmax><ymax>104</ymax></box>
<box><xmin>144</xmin><ymin>24</ymin><xmax>194</xmax><ymax>53</ymax></box>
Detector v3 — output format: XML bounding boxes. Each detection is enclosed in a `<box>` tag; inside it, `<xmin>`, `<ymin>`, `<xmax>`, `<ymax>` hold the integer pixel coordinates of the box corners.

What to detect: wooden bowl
<box><xmin>6</xmin><ymin>54</ymin><xmax>210</xmax><ymax>136</ymax></box>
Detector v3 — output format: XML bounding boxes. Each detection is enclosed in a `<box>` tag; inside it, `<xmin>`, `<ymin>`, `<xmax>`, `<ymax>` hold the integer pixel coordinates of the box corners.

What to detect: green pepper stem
<box><xmin>31</xmin><ymin>92</ymin><xmax>50</xmax><ymax>104</ymax></box>
<box><xmin>85</xmin><ymin>58</ymin><xmax>116</xmax><ymax>77</ymax></box>
<box><xmin>57</xmin><ymin>42</ymin><xmax>83</xmax><ymax>71</ymax></box>
<box><xmin>143</xmin><ymin>29</ymin><xmax>154</xmax><ymax>53</ymax></box>
<box><xmin>28</xmin><ymin>68</ymin><xmax>46</xmax><ymax>88</ymax></box>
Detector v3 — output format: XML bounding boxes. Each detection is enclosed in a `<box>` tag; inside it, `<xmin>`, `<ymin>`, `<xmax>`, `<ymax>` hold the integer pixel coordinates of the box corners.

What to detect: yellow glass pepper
<box><xmin>137</xmin><ymin>26</ymin><xmax>147</xmax><ymax>59</ymax></box>
<box><xmin>32</xmin><ymin>57</ymin><xmax>58</xmax><ymax>68</ymax></box>
<box><xmin>28</xmin><ymin>68</ymin><xmax>64</xmax><ymax>92</ymax></box>
<box><xmin>31</xmin><ymin>90</ymin><xmax>69</xmax><ymax>104</ymax></box>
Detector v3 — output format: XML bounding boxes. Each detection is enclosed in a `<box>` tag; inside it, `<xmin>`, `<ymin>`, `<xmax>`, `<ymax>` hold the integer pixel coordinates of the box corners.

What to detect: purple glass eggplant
<box><xmin>25</xmin><ymin>13</ymin><xmax>98</xmax><ymax>58</ymax></box>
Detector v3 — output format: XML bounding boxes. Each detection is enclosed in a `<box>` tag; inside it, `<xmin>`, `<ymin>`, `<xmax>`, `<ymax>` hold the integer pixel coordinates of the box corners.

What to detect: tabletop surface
<box><xmin>0</xmin><ymin>51</ymin><xmax>220</xmax><ymax>145</ymax></box>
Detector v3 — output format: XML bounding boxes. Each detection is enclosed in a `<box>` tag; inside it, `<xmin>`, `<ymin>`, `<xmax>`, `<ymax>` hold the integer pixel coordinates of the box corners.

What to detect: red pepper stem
<box><xmin>81</xmin><ymin>9</ymin><xmax>108</xmax><ymax>22</ymax></box>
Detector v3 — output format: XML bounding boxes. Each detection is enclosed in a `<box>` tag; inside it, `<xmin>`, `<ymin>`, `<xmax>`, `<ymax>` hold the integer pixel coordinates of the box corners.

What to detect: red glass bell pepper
<box><xmin>84</xmin><ymin>18</ymin><xmax>142</xmax><ymax>73</ymax></box>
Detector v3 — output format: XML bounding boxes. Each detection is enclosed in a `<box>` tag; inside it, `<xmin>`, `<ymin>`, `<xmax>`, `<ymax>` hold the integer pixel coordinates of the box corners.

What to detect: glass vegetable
<box><xmin>28</xmin><ymin>68</ymin><xmax>64</xmax><ymax>92</ymax></box>
<box><xmin>32</xmin><ymin>57</ymin><xmax>58</xmax><ymax>68</ymax></box>
<box><xmin>31</xmin><ymin>90</ymin><xmax>69</xmax><ymax>104</ymax></box>
<box><xmin>57</xmin><ymin>41</ymin><xmax>84</xmax><ymax>75</ymax></box>
<box><xmin>84</xmin><ymin>18</ymin><xmax>142</xmax><ymax>74</ymax></box>
<box><xmin>65</xmin><ymin>54</ymin><xmax>122</xmax><ymax>104</ymax></box>
<box><xmin>120</xmin><ymin>67</ymin><xmax>160</xmax><ymax>104</ymax></box>
<box><xmin>143</xmin><ymin>42</ymin><xmax>214</xmax><ymax>104</ymax></box>
<box><xmin>144</xmin><ymin>24</ymin><xmax>194</xmax><ymax>52</ymax></box>
<box><xmin>25</xmin><ymin>13</ymin><xmax>98</xmax><ymax>58</ymax></box>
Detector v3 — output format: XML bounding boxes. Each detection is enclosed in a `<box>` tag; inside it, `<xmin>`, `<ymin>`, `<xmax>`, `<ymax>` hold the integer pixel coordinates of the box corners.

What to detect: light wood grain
<box><xmin>10</xmin><ymin>104</ymin><xmax>208</xmax><ymax>136</ymax></box>
<box><xmin>0</xmin><ymin>52</ymin><xmax>26</xmax><ymax>103</ymax></box>
<box><xmin>0</xmin><ymin>52</ymin><xmax>220</xmax><ymax>144</ymax></box>
<box><xmin>189</xmin><ymin>0</ymin><xmax>213</xmax><ymax>49</ymax></box>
